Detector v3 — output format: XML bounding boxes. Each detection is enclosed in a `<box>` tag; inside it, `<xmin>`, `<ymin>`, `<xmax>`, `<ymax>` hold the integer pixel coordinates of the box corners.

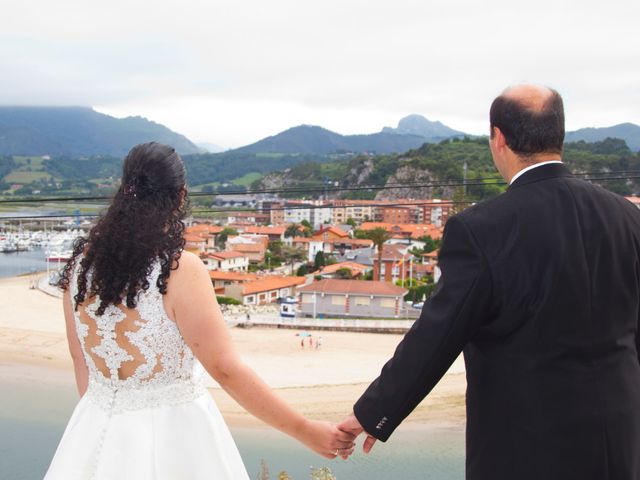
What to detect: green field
<box><xmin>231</xmin><ymin>172</ymin><xmax>262</xmax><ymax>186</ymax></box>
<box><xmin>3</xmin><ymin>155</ymin><xmax>55</xmax><ymax>184</ymax></box>
<box><xmin>4</xmin><ymin>171</ymin><xmax>52</xmax><ymax>183</ymax></box>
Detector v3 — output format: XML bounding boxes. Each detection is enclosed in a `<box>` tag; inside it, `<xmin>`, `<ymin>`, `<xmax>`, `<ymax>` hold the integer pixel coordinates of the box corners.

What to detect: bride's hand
<box><xmin>297</xmin><ymin>419</ymin><xmax>357</xmax><ymax>459</ymax></box>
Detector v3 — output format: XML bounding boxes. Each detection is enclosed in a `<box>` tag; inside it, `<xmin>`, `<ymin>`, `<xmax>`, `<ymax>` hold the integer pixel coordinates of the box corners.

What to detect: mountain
<box><xmin>382</xmin><ymin>114</ymin><xmax>466</xmax><ymax>140</ymax></box>
<box><xmin>0</xmin><ymin>106</ymin><xmax>200</xmax><ymax>156</ymax></box>
<box><xmin>565</xmin><ymin>123</ymin><xmax>640</xmax><ymax>152</ymax></box>
<box><xmin>231</xmin><ymin>125</ymin><xmax>429</xmax><ymax>155</ymax></box>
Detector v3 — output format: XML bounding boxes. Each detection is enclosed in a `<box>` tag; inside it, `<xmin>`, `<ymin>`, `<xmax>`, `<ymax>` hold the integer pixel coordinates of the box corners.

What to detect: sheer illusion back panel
<box><xmin>77</xmin><ymin>301</ymin><xmax>164</xmax><ymax>381</ymax></box>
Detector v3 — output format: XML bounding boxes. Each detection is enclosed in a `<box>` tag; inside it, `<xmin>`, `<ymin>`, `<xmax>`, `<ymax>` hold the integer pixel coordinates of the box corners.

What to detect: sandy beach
<box><xmin>0</xmin><ymin>274</ymin><xmax>467</xmax><ymax>430</ymax></box>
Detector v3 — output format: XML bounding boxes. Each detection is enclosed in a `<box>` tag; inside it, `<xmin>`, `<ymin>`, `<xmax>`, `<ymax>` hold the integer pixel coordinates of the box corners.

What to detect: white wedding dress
<box><xmin>45</xmin><ymin>258</ymin><xmax>250</xmax><ymax>479</ymax></box>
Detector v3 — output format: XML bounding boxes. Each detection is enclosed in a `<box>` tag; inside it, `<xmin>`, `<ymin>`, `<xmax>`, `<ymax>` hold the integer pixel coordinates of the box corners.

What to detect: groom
<box><xmin>339</xmin><ymin>84</ymin><xmax>640</xmax><ymax>479</ymax></box>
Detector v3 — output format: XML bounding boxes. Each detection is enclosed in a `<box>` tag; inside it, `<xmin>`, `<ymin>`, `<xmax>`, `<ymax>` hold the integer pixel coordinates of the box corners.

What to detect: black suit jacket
<box><xmin>354</xmin><ymin>164</ymin><xmax>640</xmax><ymax>479</ymax></box>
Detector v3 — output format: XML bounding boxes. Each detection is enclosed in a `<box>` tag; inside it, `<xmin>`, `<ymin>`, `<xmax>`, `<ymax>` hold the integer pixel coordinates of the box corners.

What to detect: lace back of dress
<box><xmin>71</xmin><ymin>258</ymin><xmax>182</xmax><ymax>386</ymax></box>
<box><xmin>77</xmin><ymin>301</ymin><xmax>164</xmax><ymax>382</ymax></box>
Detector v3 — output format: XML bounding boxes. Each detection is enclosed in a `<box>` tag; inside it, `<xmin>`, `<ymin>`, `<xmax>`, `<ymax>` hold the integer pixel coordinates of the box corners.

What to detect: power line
<box><xmin>1</xmin><ymin>170</ymin><xmax>639</xmax><ymax>205</ymax></box>
<box><xmin>2</xmin><ymin>175</ymin><xmax>639</xmax><ymax>222</ymax></box>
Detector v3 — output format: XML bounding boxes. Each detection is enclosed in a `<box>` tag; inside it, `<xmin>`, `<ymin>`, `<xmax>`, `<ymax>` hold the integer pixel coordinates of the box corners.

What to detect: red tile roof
<box><xmin>186</xmin><ymin>224</ymin><xmax>225</xmax><ymax>235</ymax></box>
<box><xmin>328</xmin><ymin>238</ymin><xmax>373</xmax><ymax>247</ymax></box>
<box><xmin>206</xmin><ymin>251</ymin><xmax>247</xmax><ymax>260</ymax></box>
<box><xmin>360</xmin><ymin>222</ymin><xmax>444</xmax><ymax>240</ymax></box>
<box><xmin>297</xmin><ymin>279</ymin><xmax>407</xmax><ymax>296</ymax></box>
<box><xmin>209</xmin><ymin>271</ymin><xmax>259</xmax><ymax>282</ymax></box>
<box><xmin>320</xmin><ymin>261</ymin><xmax>369</xmax><ymax>275</ymax></box>
<box><xmin>244</xmin><ymin>226</ymin><xmax>286</xmax><ymax>235</ymax></box>
<box><xmin>242</xmin><ymin>276</ymin><xmax>307</xmax><ymax>295</ymax></box>
<box><xmin>314</xmin><ymin>225</ymin><xmax>349</xmax><ymax>238</ymax></box>
<box><xmin>184</xmin><ymin>234</ymin><xmax>207</xmax><ymax>243</ymax></box>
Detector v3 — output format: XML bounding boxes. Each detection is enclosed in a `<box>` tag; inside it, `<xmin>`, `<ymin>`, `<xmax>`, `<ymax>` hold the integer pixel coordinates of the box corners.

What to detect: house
<box><xmin>360</xmin><ymin>222</ymin><xmax>444</xmax><ymax>241</ymax></box>
<box><xmin>225</xmin><ymin>276</ymin><xmax>307</xmax><ymax>305</ymax></box>
<box><xmin>226</xmin><ymin>212</ymin><xmax>270</xmax><ymax>225</ymax></box>
<box><xmin>229</xmin><ymin>242</ymin><xmax>266</xmax><ymax>263</ymax></box>
<box><xmin>297</xmin><ymin>279</ymin><xmax>408</xmax><ymax>319</ymax></box>
<box><xmin>209</xmin><ymin>270</ymin><xmax>258</xmax><ymax>295</ymax></box>
<box><xmin>311</xmin><ymin>225</ymin><xmax>349</xmax><ymax>242</ymax></box>
<box><xmin>326</xmin><ymin>237</ymin><xmax>373</xmax><ymax>256</ymax></box>
<box><xmin>243</xmin><ymin>226</ymin><xmax>286</xmax><ymax>242</ymax></box>
<box><xmin>201</xmin><ymin>251</ymin><xmax>249</xmax><ymax>272</ymax></box>
<box><xmin>422</xmin><ymin>250</ymin><xmax>439</xmax><ymax>266</ymax></box>
<box><xmin>318</xmin><ymin>261</ymin><xmax>370</xmax><ymax>279</ymax></box>
<box><xmin>212</xmin><ymin>195</ymin><xmax>257</xmax><ymax>208</ymax></box>
<box><xmin>372</xmin><ymin>244</ymin><xmax>412</xmax><ymax>282</ymax></box>
<box><xmin>380</xmin><ymin>205</ymin><xmax>423</xmax><ymax>224</ymax></box>
<box><xmin>185</xmin><ymin>224</ymin><xmax>225</xmax><ymax>251</ymax></box>
<box><xmin>335</xmin><ymin>247</ymin><xmax>375</xmax><ymax>267</ymax></box>
<box><xmin>184</xmin><ymin>233</ymin><xmax>207</xmax><ymax>254</ymax></box>
<box><xmin>331</xmin><ymin>199</ymin><xmax>378</xmax><ymax>224</ymax></box>
<box><xmin>227</xmin><ymin>235</ymin><xmax>268</xmax><ymax>263</ymax></box>
<box><xmin>626</xmin><ymin>196</ymin><xmax>640</xmax><ymax>209</ymax></box>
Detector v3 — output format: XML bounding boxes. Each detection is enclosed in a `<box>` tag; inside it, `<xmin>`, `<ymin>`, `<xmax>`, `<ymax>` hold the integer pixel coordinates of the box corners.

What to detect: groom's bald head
<box><xmin>490</xmin><ymin>84</ymin><xmax>565</xmax><ymax>160</ymax></box>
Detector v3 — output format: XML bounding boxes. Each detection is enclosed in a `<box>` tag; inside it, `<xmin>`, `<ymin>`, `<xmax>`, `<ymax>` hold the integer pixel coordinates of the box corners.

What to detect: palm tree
<box><xmin>281</xmin><ymin>245</ymin><xmax>307</xmax><ymax>275</ymax></box>
<box><xmin>364</xmin><ymin>227</ymin><xmax>391</xmax><ymax>281</ymax></box>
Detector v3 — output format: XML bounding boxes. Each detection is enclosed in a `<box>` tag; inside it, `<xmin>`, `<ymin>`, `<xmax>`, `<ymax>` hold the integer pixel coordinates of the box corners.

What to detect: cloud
<box><xmin>2</xmin><ymin>0</ymin><xmax>639</xmax><ymax>146</ymax></box>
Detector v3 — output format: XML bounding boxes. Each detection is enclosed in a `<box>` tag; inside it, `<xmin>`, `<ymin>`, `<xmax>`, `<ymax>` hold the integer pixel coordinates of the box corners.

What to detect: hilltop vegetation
<box><xmin>2</xmin><ymin>137</ymin><xmax>638</xmax><ymax>200</ymax></box>
<box><xmin>0</xmin><ymin>107</ymin><xmax>200</xmax><ymax>156</ymax></box>
<box><xmin>257</xmin><ymin>137</ymin><xmax>640</xmax><ymax>200</ymax></box>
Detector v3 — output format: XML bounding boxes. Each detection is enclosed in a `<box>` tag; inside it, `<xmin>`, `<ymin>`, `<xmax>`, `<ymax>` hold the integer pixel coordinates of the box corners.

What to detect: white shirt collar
<box><xmin>509</xmin><ymin>160</ymin><xmax>563</xmax><ymax>185</ymax></box>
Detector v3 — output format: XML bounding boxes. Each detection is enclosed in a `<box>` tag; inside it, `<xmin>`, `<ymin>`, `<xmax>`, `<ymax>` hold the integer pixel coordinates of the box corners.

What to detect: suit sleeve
<box><xmin>353</xmin><ymin>215</ymin><xmax>493</xmax><ymax>441</ymax></box>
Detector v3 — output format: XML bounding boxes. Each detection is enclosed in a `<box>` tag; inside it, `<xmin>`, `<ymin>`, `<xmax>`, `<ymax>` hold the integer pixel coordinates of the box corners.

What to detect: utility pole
<box><xmin>463</xmin><ymin>161</ymin><xmax>468</xmax><ymax>196</ymax></box>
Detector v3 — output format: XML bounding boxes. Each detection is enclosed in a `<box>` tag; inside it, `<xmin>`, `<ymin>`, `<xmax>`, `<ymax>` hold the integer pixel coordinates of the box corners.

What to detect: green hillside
<box><xmin>0</xmin><ymin>107</ymin><xmax>200</xmax><ymax>156</ymax></box>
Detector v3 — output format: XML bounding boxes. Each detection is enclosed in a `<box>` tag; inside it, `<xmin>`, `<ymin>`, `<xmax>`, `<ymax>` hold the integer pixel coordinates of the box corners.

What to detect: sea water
<box><xmin>0</xmin><ymin>377</ymin><xmax>465</xmax><ymax>480</ymax></box>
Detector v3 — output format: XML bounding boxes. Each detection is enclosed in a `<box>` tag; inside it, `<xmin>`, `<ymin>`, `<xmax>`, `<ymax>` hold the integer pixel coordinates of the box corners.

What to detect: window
<box><xmin>331</xmin><ymin>295</ymin><xmax>346</xmax><ymax>306</ymax></box>
<box><xmin>271</xmin><ymin>291</ymin><xmax>278</xmax><ymax>298</ymax></box>
<box><xmin>380</xmin><ymin>298</ymin><xmax>396</xmax><ymax>308</ymax></box>
<box><xmin>246</xmin><ymin>296</ymin><xmax>255</xmax><ymax>303</ymax></box>
<box><xmin>354</xmin><ymin>296</ymin><xmax>370</xmax><ymax>306</ymax></box>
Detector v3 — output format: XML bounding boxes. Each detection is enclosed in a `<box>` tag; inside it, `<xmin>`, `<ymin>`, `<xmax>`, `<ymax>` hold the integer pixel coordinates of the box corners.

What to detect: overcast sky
<box><xmin>2</xmin><ymin>0</ymin><xmax>639</xmax><ymax>148</ymax></box>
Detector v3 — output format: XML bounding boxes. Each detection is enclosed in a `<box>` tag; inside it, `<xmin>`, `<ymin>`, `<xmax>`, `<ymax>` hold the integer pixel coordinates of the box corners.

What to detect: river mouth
<box><xmin>0</xmin><ymin>376</ymin><xmax>465</xmax><ymax>479</ymax></box>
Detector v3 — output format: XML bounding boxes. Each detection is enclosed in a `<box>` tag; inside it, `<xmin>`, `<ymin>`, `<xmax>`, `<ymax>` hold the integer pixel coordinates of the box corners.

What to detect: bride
<box><xmin>45</xmin><ymin>142</ymin><xmax>355</xmax><ymax>479</ymax></box>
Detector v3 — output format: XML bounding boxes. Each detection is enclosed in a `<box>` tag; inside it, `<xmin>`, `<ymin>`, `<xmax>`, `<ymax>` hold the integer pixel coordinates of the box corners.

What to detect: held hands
<box><xmin>337</xmin><ymin>414</ymin><xmax>378</xmax><ymax>454</ymax></box>
<box><xmin>297</xmin><ymin>419</ymin><xmax>357</xmax><ymax>460</ymax></box>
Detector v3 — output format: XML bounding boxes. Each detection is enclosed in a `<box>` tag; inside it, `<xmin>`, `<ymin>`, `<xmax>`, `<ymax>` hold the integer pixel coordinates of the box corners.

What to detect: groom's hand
<box><xmin>337</xmin><ymin>414</ymin><xmax>378</xmax><ymax>454</ymax></box>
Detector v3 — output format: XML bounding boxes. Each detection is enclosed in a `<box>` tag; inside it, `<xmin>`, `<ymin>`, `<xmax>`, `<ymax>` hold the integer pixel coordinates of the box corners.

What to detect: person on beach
<box><xmin>45</xmin><ymin>142</ymin><xmax>355</xmax><ymax>480</ymax></box>
<box><xmin>339</xmin><ymin>85</ymin><xmax>640</xmax><ymax>479</ymax></box>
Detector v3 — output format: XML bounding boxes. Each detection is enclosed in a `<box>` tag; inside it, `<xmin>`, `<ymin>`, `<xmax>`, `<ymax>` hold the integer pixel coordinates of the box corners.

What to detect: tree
<box><xmin>363</xmin><ymin>227</ymin><xmax>391</xmax><ymax>280</ymax></box>
<box><xmin>285</xmin><ymin>223</ymin><xmax>300</xmax><ymax>238</ymax></box>
<box><xmin>216</xmin><ymin>227</ymin><xmax>238</xmax><ymax>248</ymax></box>
<box><xmin>335</xmin><ymin>267</ymin><xmax>353</xmax><ymax>279</ymax></box>
<box><xmin>269</xmin><ymin>240</ymin><xmax>283</xmax><ymax>256</ymax></box>
<box><xmin>281</xmin><ymin>245</ymin><xmax>307</xmax><ymax>275</ymax></box>
<box><xmin>346</xmin><ymin>217</ymin><xmax>357</xmax><ymax>227</ymax></box>
<box><xmin>314</xmin><ymin>251</ymin><xmax>326</xmax><ymax>270</ymax></box>
<box><xmin>296</xmin><ymin>264</ymin><xmax>309</xmax><ymax>276</ymax></box>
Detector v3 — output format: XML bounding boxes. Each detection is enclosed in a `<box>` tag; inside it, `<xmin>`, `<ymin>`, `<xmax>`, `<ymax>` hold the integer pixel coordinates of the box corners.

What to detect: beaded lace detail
<box><xmin>71</xmin><ymin>256</ymin><xmax>206</xmax><ymax>413</ymax></box>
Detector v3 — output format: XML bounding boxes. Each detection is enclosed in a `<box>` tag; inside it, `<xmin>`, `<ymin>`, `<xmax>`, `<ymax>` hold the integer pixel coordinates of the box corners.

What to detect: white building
<box><xmin>201</xmin><ymin>251</ymin><xmax>249</xmax><ymax>272</ymax></box>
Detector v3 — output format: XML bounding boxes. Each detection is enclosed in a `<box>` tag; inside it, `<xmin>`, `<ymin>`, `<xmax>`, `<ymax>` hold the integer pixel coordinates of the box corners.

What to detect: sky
<box><xmin>2</xmin><ymin>0</ymin><xmax>639</xmax><ymax>149</ymax></box>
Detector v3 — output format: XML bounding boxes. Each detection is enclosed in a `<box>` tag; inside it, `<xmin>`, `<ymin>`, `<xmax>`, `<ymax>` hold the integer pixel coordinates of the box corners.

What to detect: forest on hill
<box><xmin>1</xmin><ymin>137</ymin><xmax>638</xmax><ymax>200</ymax></box>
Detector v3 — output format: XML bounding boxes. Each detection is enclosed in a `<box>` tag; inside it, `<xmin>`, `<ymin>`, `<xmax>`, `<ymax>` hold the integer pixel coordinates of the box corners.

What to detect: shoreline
<box><xmin>0</xmin><ymin>273</ymin><xmax>467</xmax><ymax>431</ymax></box>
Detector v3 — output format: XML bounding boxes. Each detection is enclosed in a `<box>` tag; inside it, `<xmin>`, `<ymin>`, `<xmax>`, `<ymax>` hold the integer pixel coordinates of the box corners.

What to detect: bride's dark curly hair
<box><xmin>58</xmin><ymin>142</ymin><xmax>188</xmax><ymax>315</ymax></box>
